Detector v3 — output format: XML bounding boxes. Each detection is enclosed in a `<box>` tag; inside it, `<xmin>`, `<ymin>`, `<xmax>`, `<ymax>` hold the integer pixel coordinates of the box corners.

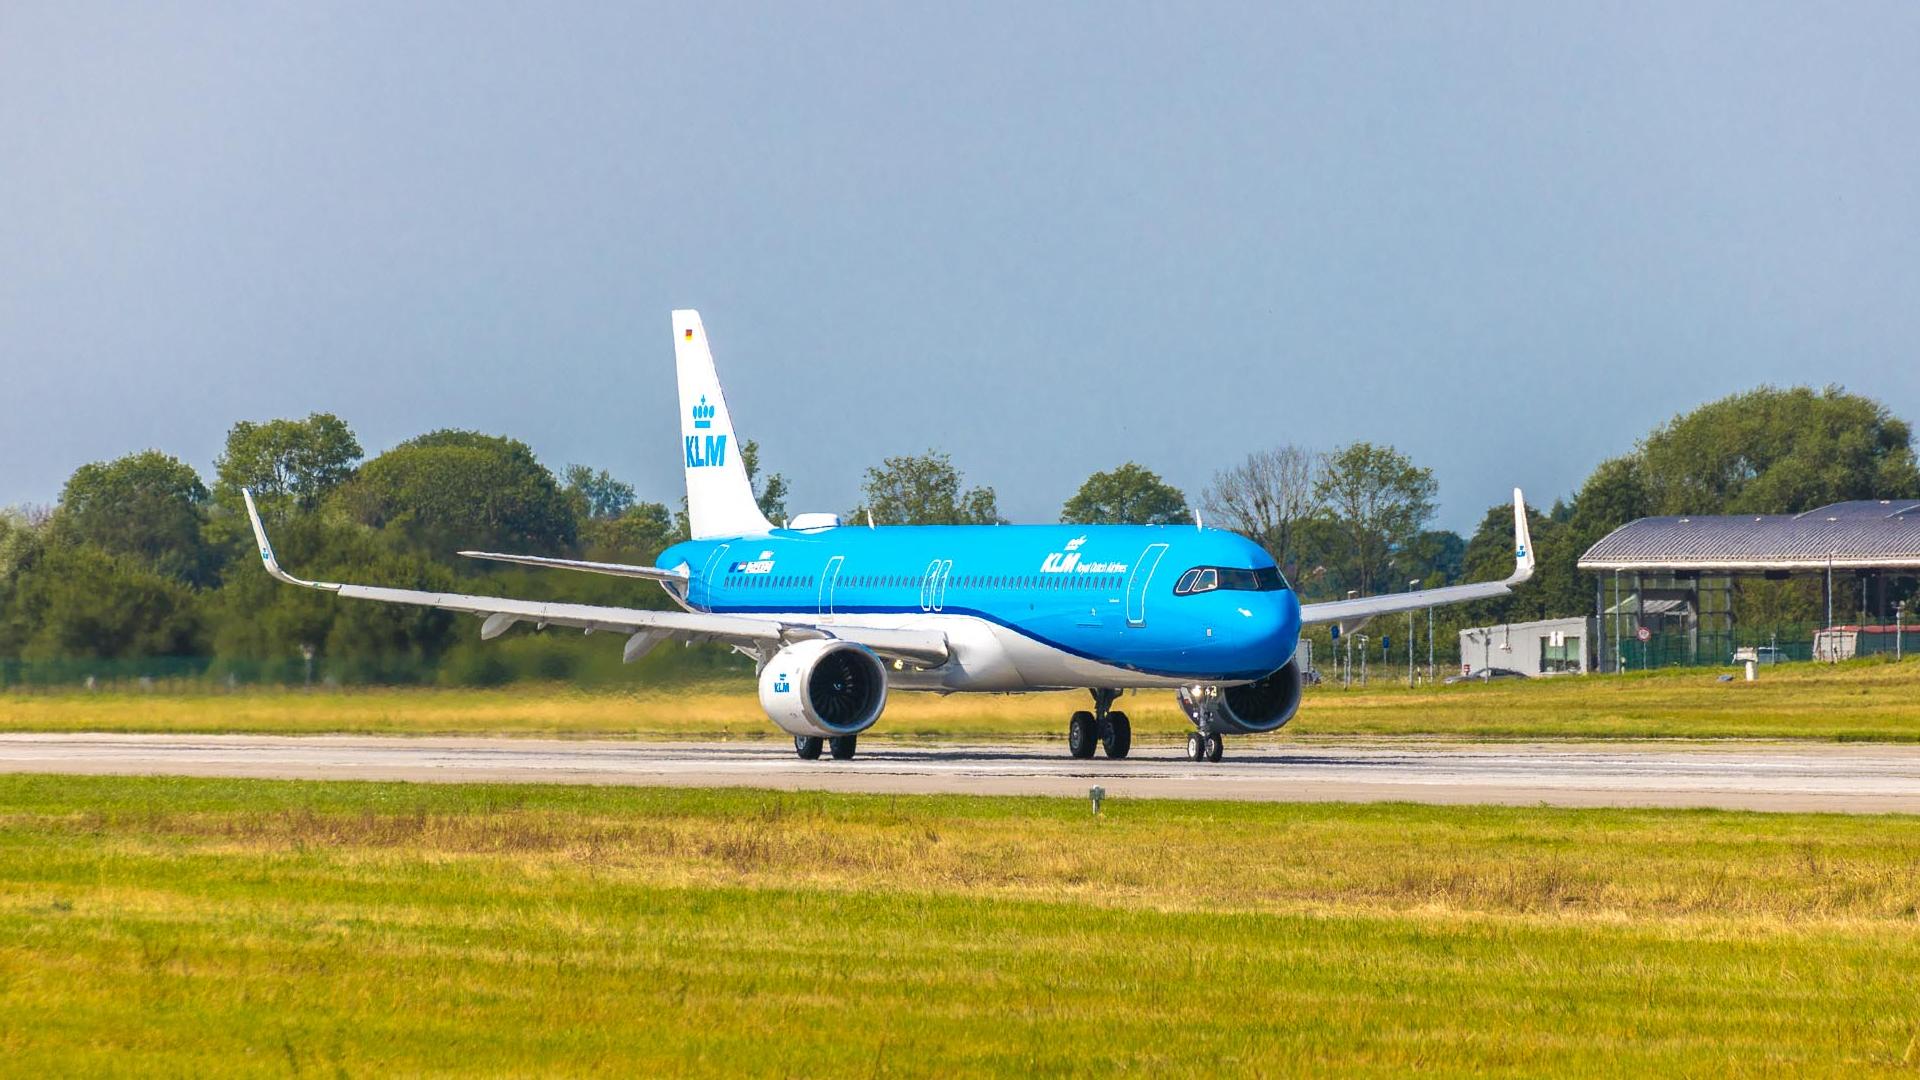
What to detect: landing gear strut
<box><xmin>1176</xmin><ymin>686</ymin><xmax>1228</xmax><ymax>763</ymax></box>
<box><xmin>1067</xmin><ymin>688</ymin><xmax>1131</xmax><ymax>759</ymax></box>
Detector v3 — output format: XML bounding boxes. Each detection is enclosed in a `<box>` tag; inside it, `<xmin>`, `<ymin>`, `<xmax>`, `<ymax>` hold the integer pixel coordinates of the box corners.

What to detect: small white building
<box><xmin>1458</xmin><ymin>617</ymin><xmax>1591</xmax><ymax>677</ymax></box>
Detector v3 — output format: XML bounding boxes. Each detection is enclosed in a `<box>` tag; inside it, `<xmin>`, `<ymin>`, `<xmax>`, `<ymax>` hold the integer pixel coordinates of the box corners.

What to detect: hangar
<box><xmin>1577</xmin><ymin>499</ymin><xmax>1920</xmax><ymax>669</ymax></box>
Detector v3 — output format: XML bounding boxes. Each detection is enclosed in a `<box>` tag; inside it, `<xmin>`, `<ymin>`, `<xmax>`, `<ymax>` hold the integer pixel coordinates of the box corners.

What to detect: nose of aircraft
<box><xmin>1224</xmin><ymin>588</ymin><xmax>1303</xmax><ymax>674</ymax></box>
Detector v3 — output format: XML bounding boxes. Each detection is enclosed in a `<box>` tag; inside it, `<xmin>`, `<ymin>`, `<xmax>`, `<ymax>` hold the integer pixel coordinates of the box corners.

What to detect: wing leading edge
<box><xmin>1299</xmin><ymin>488</ymin><xmax>1535</xmax><ymax>626</ymax></box>
<box><xmin>457</xmin><ymin>549</ymin><xmax>692</xmax><ymax>586</ymax></box>
<box><xmin>240</xmin><ymin>490</ymin><xmax>948</xmax><ymax>666</ymax></box>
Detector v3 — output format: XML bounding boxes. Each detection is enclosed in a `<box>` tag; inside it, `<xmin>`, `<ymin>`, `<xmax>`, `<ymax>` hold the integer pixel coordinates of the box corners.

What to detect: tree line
<box><xmin>1</xmin><ymin>384</ymin><xmax>1915</xmax><ymax>681</ymax></box>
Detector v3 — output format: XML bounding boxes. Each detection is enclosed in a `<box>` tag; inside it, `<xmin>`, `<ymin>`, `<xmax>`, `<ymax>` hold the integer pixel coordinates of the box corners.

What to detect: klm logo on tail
<box><xmin>686</xmin><ymin>395</ymin><xmax>726</xmax><ymax>468</ymax></box>
<box><xmin>686</xmin><ymin>434</ymin><xmax>727</xmax><ymax>468</ymax></box>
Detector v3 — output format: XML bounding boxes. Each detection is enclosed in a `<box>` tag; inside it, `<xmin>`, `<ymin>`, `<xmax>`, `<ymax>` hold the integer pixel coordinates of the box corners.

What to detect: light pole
<box><xmin>1408</xmin><ymin>578</ymin><xmax>1420</xmax><ymax>687</ymax></box>
<box><xmin>1427</xmin><ymin>605</ymin><xmax>1434</xmax><ymax>685</ymax></box>
<box><xmin>1898</xmin><ymin>600</ymin><xmax>1906</xmax><ymax>662</ymax></box>
<box><xmin>1612</xmin><ymin>570</ymin><xmax>1622</xmax><ymax>675</ymax></box>
<box><xmin>1344</xmin><ymin>590</ymin><xmax>1357</xmax><ymax>688</ymax></box>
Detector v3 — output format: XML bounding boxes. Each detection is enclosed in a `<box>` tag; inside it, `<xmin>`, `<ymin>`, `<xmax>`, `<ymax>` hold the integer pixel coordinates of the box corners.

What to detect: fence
<box><xmin>1609</xmin><ymin>622</ymin><xmax>1917</xmax><ymax>671</ymax></box>
<box><xmin>0</xmin><ymin>639</ymin><xmax>758</xmax><ymax>693</ymax></box>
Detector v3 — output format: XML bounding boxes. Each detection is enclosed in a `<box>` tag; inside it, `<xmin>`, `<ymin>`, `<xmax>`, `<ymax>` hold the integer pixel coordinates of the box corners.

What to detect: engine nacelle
<box><xmin>1214</xmin><ymin>658</ymin><xmax>1306</xmax><ymax>735</ymax></box>
<box><xmin>757</xmin><ymin>639</ymin><xmax>889</xmax><ymax>738</ymax></box>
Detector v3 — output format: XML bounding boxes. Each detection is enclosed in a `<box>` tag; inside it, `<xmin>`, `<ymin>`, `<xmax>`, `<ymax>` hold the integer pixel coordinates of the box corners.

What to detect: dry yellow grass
<box><xmin>3</xmin><ymin>656</ymin><xmax>1919</xmax><ymax>741</ymax></box>
<box><xmin>5</xmin><ymin>776</ymin><xmax>1920</xmax><ymax>1075</ymax></box>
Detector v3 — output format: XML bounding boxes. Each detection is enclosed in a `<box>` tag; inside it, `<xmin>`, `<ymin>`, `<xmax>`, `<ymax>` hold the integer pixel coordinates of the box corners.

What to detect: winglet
<box><xmin>241</xmin><ymin>488</ymin><xmax>337</xmax><ymax>591</ymax></box>
<box><xmin>1507</xmin><ymin>488</ymin><xmax>1535</xmax><ymax>585</ymax></box>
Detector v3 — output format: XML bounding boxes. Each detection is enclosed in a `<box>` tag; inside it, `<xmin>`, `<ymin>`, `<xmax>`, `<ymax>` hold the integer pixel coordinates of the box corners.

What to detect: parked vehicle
<box><xmin>1443</xmin><ymin>667</ymin><xmax>1530</xmax><ymax>685</ymax></box>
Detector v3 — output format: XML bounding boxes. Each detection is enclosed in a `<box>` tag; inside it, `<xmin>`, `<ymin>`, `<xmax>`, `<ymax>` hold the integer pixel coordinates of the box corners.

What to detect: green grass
<box><xmin>4</xmin><ymin>775</ymin><xmax>1920</xmax><ymax>1074</ymax></box>
<box><xmin>5</xmin><ymin>655</ymin><xmax>1920</xmax><ymax>741</ymax></box>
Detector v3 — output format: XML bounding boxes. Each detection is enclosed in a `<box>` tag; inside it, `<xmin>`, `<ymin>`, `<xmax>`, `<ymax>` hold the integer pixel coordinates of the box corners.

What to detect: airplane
<box><xmin>244</xmin><ymin>309</ymin><xmax>1534</xmax><ymax>763</ymax></box>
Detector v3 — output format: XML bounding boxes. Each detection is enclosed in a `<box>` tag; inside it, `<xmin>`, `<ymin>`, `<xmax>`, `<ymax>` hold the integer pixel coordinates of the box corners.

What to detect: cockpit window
<box><xmin>1173</xmin><ymin>565</ymin><xmax>1288</xmax><ymax>595</ymax></box>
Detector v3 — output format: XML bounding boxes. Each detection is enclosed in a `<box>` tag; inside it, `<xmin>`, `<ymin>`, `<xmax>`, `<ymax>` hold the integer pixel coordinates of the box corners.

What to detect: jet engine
<box><xmin>757</xmin><ymin>639</ymin><xmax>889</xmax><ymax>738</ymax></box>
<box><xmin>1213</xmin><ymin>658</ymin><xmax>1306</xmax><ymax>734</ymax></box>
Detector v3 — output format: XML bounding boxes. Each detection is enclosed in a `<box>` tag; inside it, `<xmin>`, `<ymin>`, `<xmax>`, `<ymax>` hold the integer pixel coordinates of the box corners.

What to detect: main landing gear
<box><xmin>1067</xmin><ymin>688</ymin><xmax>1131</xmax><ymax>760</ymax></box>
<box><xmin>1175</xmin><ymin>685</ymin><xmax>1228</xmax><ymax>763</ymax></box>
<box><xmin>793</xmin><ymin>734</ymin><xmax>859</xmax><ymax>760</ymax></box>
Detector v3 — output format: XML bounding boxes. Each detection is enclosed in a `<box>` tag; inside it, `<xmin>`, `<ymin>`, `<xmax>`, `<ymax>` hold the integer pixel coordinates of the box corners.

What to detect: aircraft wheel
<box><xmin>1068</xmin><ymin>711</ymin><xmax>1099</xmax><ymax>758</ymax></box>
<box><xmin>829</xmin><ymin>735</ymin><xmax>858</xmax><ymax>760</ymax></box>
<box><xmin>794</xmin><ymin>735</ymin><xmax>823</xmax><ymax>760</ymax></box>
<box><xmin>1186</xmin><ymin>731</ymin><xmax>1204</xmax><ymax>761</ymax></box>
<box><xmin>1102</xmin><ymin>712</ymin><xmax>1132</xmax><ymax>759</ymax></box>
<box><xmin>1203</xmin><ymin>732</ymin><xmax>1224</xmax><ymax>763</ymax></box>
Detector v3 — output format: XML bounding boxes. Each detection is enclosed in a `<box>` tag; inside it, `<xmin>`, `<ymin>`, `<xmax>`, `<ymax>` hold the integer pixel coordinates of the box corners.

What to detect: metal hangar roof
<box><xmin>1577</xmin><ymin>500</ymin><xmax>1920</xmax><ymax>572</ymax></box>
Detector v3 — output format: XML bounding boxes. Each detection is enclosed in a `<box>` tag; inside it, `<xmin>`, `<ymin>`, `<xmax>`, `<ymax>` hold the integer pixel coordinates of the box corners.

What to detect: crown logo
<box><xmin>692</xmin><ymin>395</ymin><xmax>715</xmax><ymax>429</ymax></box>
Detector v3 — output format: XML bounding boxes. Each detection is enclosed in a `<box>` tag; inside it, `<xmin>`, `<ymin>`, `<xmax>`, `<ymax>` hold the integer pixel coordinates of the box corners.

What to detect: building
<box><xmin>1578</xmin><ymin>499</ymin><xmax>1920</xmax><ymax>670</ymax></box>
<box><xmin>1457</xmin><ymin>617</ymin><xmax>1591</xmax><ymax>678</ymax></box>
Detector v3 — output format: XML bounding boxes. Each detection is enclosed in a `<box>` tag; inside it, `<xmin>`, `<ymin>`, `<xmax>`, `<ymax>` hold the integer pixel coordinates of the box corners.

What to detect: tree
<box><xmin>1459</xmin><ymin>502</ymin><xmax>1581</xmax><ymax>624</ymax></box>
<box><xmin>740</xmin><ymin>440</ymin><xmax>789</xmax><ymax>523</ymax></box>
<box><xmin>332</xmin><ymin>430</ymin><xmax>576</xmax><ymax>555</ymax></box>
<box><xmin>1061</xmin><ymin>463</ymin><xmax>1187</xmax><ymax>525</ymax></box>
<box><xmin>1201</xmin><ymin>446</ymin><xmax>1318</xmax><ymax>569</ymax></box>
<box><xmin>205</xmin><ymin>513</ymin><xmax>458</xmax><ymax>678</ymax></box>
<box><xmin>1312</xmin><ymin>442</ymin><xmax>1437</xmax><ymax>596</ymax></box>
<box><xmin>1638</xmin><ymin>385</ymin><xmax>1920</xmax><ymax>515</ymax></box>
<box><xmin>2</xmin><ymin>544</ymin><xmax>204</xmax><ymax>659</ymax></box>
<box><xmin>581</xmin><ymin>501</ymin><xmax>676</xmax><ymax>563</ymax></box>
<box><xmin>213</xmin><ymin>413</ymin><xmax>362</xmax><ymax>511</ymax></box>
<box><xmin>55</xmin><ymin>451</ymin><xmax>215</xmax><ymax>586</ymax></box>
<box><xmin>849</xmin><ymin>451</ymin><xmax>1001</xmax><ymax>525</ymax></box>
<box><xmin>563</xmin><ymin>465</ymin><xmax>636</xmax><ymax>521</ymax></box>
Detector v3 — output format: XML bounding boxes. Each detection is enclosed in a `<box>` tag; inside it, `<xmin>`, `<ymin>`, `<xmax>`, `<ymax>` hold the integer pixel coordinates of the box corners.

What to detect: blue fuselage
<box><xmin>658</xmin><ymin>524</ymin><xmax>1303</xmax><ymax>683</ymax></box>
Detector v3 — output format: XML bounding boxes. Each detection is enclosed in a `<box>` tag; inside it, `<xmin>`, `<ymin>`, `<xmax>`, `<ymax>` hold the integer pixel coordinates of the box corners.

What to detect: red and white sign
<box><xmin>1636</xmin><ymin>626</ymin><xmax>1652</xmax><ymax>642</ymax></box>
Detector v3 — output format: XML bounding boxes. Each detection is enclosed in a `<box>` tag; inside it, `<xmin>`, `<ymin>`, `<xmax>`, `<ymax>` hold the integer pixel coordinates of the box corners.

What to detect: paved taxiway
<box><xmin>5</xmin><ymin>733</ymin><xmax>1920</xmax><ymax>812</ymax></box>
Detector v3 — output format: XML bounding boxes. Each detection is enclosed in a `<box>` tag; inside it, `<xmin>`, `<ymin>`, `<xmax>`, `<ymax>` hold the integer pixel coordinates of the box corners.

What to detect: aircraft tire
<box><xmin>1068</xmin><ymin>712</ymin><xmax>1099</xmax><ymax>758</ymax></box>
<box><xmin>1102</xmin><ymin>712</ymin><xmax>1132</xmax><ymax>759</ymax></box>
<box><xmin>1186</xmin><ymin>731</ymin><xmax>1204</xmax><ymax>761</ymax></box>
<box><xmin>1203</xmin><ymin>732</ymin><xmax>1224</xmax><ymax>763</ymax></box>
<box><xmin>829</xmin><ymin>735</ymin><xmax>858</xmax><ymax>760</ymax></box>
<box><xmin>794</xmin><ymin>735</ymin><xmax>823</xmax><ymax>760</ymax></box>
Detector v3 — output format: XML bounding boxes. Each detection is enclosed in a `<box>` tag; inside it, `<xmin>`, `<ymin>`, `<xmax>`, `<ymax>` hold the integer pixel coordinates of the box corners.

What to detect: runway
<box><xmin>6</xmin><ymin>733</ymin><xmax>1920</xmax><ymax>812</ymax></box>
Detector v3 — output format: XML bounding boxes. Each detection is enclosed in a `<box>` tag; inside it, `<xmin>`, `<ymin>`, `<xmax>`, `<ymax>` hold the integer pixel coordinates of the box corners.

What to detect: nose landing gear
<box><xmin>1184</xmin><ymin>731</ymin><xmax>1224</xmax><ymax>762</ymax></box>
<box><xmin>1176</xmin><ymin>685</ymin><xmax>1228</xmax><ymax>763</ymax></box>
<box><xmin>1067</xmin><ymin>688</ymin><xmax>1132</xmax><ymax>759</ymax></box>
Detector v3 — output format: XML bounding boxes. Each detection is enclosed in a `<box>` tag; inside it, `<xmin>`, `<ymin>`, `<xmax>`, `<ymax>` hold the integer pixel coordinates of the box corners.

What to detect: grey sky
<box><xmin>4</xmin><ymin>3</ymin><xmax>1916</xmax><ymax>533</ymax></box>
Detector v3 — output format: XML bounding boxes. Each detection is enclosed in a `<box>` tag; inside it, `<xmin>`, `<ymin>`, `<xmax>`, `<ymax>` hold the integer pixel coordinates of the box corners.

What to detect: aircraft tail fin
<box><xmin>673</xmin><ymin>310</ymin><xmax>774</xmax><ymax>539</ymax></box>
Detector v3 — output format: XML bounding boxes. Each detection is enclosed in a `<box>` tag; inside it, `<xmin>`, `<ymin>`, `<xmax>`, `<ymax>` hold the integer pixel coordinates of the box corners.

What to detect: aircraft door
<box><xmin>700</xmin><ymin>545</ymin><xmax>731</xmax><ymax>605</ymax></box>
<box><xmin>932</xmin><ymin>560</ymin><xmax>953</xmax><ymax>612</ymax></box>
<box><xmin>819</xmin><ymin>555</ymin><xmax>844</xmax><ymax>615</ymax></box>
<box><xmin>1125</xmin><ymin>543</ymin><xmax>1169</xmax><ymax>627</ymax></box>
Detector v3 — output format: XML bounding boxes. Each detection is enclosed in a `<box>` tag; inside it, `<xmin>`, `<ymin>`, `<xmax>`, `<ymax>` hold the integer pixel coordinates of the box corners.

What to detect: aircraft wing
<box><xmin>242</xmin><ymin>491</ymin><xmax>949</xmax><ymax>666</ymax></box>
<box><xmin>1299</xmin><ymin>489</ymin><xmax>1535</xmax><ymax>626</ymax></box>
<box><xmin>457</xmin><ymin>549</ymin><xmax>691</xmax><ymax>586</ymax></box>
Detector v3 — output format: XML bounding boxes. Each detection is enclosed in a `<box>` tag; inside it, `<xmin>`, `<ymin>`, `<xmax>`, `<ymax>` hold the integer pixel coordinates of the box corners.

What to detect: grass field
<box><xmin>3</xmin><ymin>774</ymin><xmax>1920</xmax><ymax>1074</ymax></box>
<box><xmin>4</xmin><ymin>656</ymin><xmax>1920</xmax><ymax>742</ymax></box>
